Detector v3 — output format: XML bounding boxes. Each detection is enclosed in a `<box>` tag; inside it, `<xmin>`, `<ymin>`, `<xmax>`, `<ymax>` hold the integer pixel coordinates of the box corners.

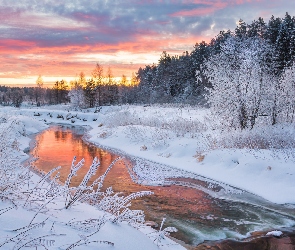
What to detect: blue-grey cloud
<box><xmin>0</xmin><ymin>0</ymin><xmax>294</xmax><ymax>79</ymax></box>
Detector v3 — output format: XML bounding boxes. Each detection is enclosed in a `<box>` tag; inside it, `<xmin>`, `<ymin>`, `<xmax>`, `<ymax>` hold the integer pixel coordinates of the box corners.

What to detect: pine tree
<box><xmin>84</xmin><ymin>79</ymin><xmax>96</xmax><ymax>108</ymax></box>
<box><xmin>53</xmin><ymin>80</ymin><xmax>68</xmax><ymax>104</ymax></box>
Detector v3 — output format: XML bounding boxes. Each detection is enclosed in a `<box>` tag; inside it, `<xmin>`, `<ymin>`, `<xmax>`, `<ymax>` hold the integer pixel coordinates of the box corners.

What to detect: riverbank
<box><xmin>6</xmin><ymin>104</ymin><xmax>295</xmax><ymax>204</ymax></box>
<box><xmin>1</xmin><ymin>104</ymin><xmax>295</xmax><ymax>248</ymax></box>
<box><xmin>0</xmin><ymin>110</ymin><xmax>185</xmax><ymax>250</ymax></box>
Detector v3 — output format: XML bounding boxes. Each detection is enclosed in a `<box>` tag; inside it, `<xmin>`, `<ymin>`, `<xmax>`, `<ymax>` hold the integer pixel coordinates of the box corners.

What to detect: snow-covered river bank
<box><xmin>7</xmin><ymin>104</ymin><xmax>295</xmax><ymax>204</ymax></box>
<box><xmin>1</xmin><ymin>104</ymin><xmax>295</xmax><ymax>248</ymax></box>
<box><xmin>29</xmin><ymin>123</ymin><xmax>295</xmax><ymax>246</ymax></box>
<box><xmin>0</xmin><ymin>108</ymin><xmax>185</xmax><ymax>250</ymax></box>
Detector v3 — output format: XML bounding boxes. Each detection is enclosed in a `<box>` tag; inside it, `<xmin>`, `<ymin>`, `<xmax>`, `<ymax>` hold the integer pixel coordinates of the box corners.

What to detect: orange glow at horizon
<box><xmin>0</xmin><ymin>34</ymin><xmax>209</xmax><ymax>86</ymax></box>
<box><xmin>0</xmin><ymin>0</ymin><xmax>291</xmax><ymax>86</ymax></box>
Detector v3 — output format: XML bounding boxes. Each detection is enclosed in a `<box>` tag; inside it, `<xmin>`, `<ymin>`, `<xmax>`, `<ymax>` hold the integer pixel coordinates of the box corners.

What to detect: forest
<box><xmin>1</xmin><ymin>13</ymin><xmax>295</xmax><ymax>129</ymax></box>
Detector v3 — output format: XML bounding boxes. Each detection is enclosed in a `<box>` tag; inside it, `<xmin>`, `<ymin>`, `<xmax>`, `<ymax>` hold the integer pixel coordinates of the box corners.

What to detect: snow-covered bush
<box><xmin>150</xmin><ymin>218</ymin><xmax>178</xmax><ymax>247</ymax></box>
<box><xmin>68</xmin><ymin>85</ymin><xmax>85</xmax><ymax>109</ymax></box>
<box><xmin>0</xmin><ymin>153</ymin><xmax>158</xmax><ymax>249</ymax></box>
<box><xmin>97</xmin><ymin>187</ymin><xmax>152</xmax><ymax>225</ymax></box>
<box><xmin>103</xmin><ymin>106</ymin><xmax>206</xmax><ymax>137</ymax></box>
<box><xmin>0</xmin><ymin>117</ymin><xmax>31</xmax><ymax>203</ymax></box>
<box><xmin>278</xmin><ymin>63</ymin><xmax>295</xmax><ymax>123</ymax></box>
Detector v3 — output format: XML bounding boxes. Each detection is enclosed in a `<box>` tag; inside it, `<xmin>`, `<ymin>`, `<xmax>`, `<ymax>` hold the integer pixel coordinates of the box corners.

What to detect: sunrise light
<box><xmin>0</xmin><ymin>0</ymin><xmax>293</xmax><ymax>86</ymax></box>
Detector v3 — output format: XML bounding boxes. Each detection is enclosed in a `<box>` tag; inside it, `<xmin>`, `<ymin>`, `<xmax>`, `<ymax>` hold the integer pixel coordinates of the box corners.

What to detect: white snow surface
<box><xmin>1</xmin><ymin>103</ymin><xmax>295</xmax><ymax>248</ymax></box>
<box><xmin>0</xmin><ymin>106</ymin><xmax>185</xmax><ymax>250</ymax></box>
<box><xmin>4</xmin><ymin>104</ymin><xmax>295</xmax><ymax>204</ymax></box>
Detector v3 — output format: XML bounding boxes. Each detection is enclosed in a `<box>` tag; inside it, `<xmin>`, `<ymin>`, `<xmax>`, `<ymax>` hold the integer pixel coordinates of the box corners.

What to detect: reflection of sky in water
<box><xmin>31</xmin><ymin>125</ymin><xmax>295</xmax><ymax>246</ymax></box>
<box><xmin>32</xmin><ymin>125</ymin><xmax>115</xmax><ymax>185</ymax></box>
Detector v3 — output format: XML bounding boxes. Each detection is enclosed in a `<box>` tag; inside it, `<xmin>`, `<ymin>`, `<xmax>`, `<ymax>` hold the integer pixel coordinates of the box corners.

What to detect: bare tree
<box><xmin>35</xmin><ymin>75</ymin><xmax>44</xmax><ymax>106</ymax></box>
<box><xmin>92</xmin><ymin>63</ymin><xmax>104</xmax><ymax>107</ymax></box>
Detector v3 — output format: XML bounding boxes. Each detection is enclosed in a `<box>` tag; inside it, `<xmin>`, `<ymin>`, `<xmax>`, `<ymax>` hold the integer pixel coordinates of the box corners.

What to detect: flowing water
<box><xmin>29</xmin><ymin>125</ymin><xmax>295</xmax><ymax>246</ymax></box>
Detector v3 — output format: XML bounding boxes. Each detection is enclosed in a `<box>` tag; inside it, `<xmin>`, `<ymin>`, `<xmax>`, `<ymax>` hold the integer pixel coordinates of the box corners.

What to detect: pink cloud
<box><xmin>0</xmin><ymin>31</ymin><xmax>207</xmax><ymax>82</ymax></box>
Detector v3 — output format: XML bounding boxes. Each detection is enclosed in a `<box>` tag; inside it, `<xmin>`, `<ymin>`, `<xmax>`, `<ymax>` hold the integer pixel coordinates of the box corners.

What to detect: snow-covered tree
<box><xmin>278</xmin><ymin>63</ymin><xmax>295</xmax><ymax>123</ymax></box>
<box><xmin>202</xmin><ymin>36</ymin><xmax>276</xmax><ymax>129</ymax></box>
<box><xmin>68</xmin><ymin>80</ymin><xmax>85</xmax><ymax>109</ymax></box>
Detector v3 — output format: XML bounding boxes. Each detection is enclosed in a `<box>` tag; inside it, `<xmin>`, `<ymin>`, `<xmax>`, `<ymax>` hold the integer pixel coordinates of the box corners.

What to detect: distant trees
<box><xmin>11</xmin><ymin>88</ymin><xmax>24</xmax><ymax>107</ymax></box>
<box><xmin>68</xmin><ymin>65</ymin><xmax>120</xmax><ymax>109</ymax></box>
<box><xmin>136</xmin><ymin>50</ymin><xmax>203</xmax><ymax>104</ymax></box>
<box><xmin>52</xmin><ymin>80</ymin><xmax>69</xmax><ymax>104</ymax></box>
<box><xmin>0</xmin><ymin>87</ymin><xmax>24</xmax><ymax>107</ymax></box>
<box><xmin>0</xmin><ymin>85</ymin><xmax>68</xmax><ymax>107</ymax></box>
<box><xmin>0</xmin><ymin>86</ymin><xmax>31</xmax><ymax>107</ymax></box>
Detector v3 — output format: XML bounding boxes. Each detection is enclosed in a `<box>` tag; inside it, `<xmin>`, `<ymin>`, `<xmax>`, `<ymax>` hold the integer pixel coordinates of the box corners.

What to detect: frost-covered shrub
<box><xmin>62</xmin><ymin>156</ymin><xmax>153</xmax><ymax>227</ymax></box>
<box><xmin>125</xmin><ymin>126</ymin><xmax>148</xmax><ymax>143</ymax></box>
<box><xmin>103</xmin><ymin>110</ymin><xmax>139</xmax><ymax>127</ymax></box>
<box><xmin>217</xmin><ymin>125</ymin><xmax>295</xmax><ymax>151</ymax></box>
<box><xmin>0</xmin><ymin>118</ymin><xmax>30</xmax><ymax>202</ymax></box>
<box><xmin>100</xmin><ymin>105</ymin><xmax>210</xmax><ymax>144</ymax></box>
<box><xmin>163</xmin><ymin>116</ymin><xmax>206</xmax><ymax>137</ymax></box>
<box><xmin>151</xmin><ymin>128</ymin><xmax>171</xmax><ymax>149</ymax></box>
<box><xmin>96</xmin><ymin>186</ymin><xmax>152</xmax><ymax>225</ymax></box>
<box><xmin>98</xmin><ymin>131</ymin><xmax>110</xmax><ymax>138</ymax></box>
<box><xmin>150</xmin><ymin>218</ymin><xmax>178</xmax><ymax>247</ymax></box>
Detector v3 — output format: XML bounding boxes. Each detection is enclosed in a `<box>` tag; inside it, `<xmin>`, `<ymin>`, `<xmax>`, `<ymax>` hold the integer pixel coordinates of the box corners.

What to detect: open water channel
<box><xmin>29</xmin><ymin>124</ymin><xmax>295</xmax><ymax>247</ymax></box>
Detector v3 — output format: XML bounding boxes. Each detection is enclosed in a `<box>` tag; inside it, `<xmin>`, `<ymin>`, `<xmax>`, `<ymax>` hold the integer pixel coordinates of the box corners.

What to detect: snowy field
<box><xmin>1</xmin><ymin>103</ymin><xmax>295</xmax><ymax>249</ymax></box>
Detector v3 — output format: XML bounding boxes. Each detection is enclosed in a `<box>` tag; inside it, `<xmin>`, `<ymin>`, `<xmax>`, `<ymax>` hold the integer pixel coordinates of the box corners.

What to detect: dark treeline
<box><xmin>0</xmin><ymin>66</ymin><xmax>137</xmax><ymax>108</ymax></box>
<box><xmin>68</xmin><ymin>66</ymin><xmax>138</xmax><ymax>109</ymax></box>
<box><xmin>133</xmin><ymin>13</ymin><xmax>295</xmax><ymax>105</ymax></box>
<box><xmin>0</xmin><ymin>85</ymin><xmax>57</xmax><ymax>107</ymax></box>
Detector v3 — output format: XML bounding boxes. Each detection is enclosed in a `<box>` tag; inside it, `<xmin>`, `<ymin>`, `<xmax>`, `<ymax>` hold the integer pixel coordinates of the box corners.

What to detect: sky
<box><xmin>0</xmin><ymin>0</ymin><xmax>294</xmax><ymax>86</ymax></box>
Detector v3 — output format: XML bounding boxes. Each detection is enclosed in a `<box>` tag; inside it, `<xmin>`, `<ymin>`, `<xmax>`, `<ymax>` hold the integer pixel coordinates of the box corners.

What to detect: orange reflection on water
<box><xmin>32</xmin><ymin>125</ymin><xmax>116</xmax><ymax>186</ymax></box>
<box><xmin>33</xmin><ymin>123</ymin><xmax>217</xmax><ymax>213</ymax></box>
<box><xmin>32</xmin><ymin>125</ymin><xmax>222</xmax><ymax>245</ymax></box>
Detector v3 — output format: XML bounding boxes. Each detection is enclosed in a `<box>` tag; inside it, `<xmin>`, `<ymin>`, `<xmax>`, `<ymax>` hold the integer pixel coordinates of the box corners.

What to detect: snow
<box><xmin>1</xmin><ymin>103</ymin><xmax>295</xmax><ymax>248</ymax></box>
<box><xmin>4</xmin><ymin>104</ymin><xmax>295</xmax><ymax>204</ymax></box>
<box><xmin>266</xmin><ymin>230</ymin><xmax>283</xmax><ymax>237</ymax></box>
<box><xmin>0</xmin><ymin>108</ymin><xmax>185</xmax><ymax>250</ymax></box>
<box><xmin>0</xmin><ymin>198</ymin><xmax>182</xmax><ymax>250</ymax></box>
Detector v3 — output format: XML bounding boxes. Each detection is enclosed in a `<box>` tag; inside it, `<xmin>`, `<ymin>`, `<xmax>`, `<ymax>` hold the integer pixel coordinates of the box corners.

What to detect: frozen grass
<box><xmin>100</xmin><ymin>105</ymin><xmax>295</xmax><ymax>158</ymax></box>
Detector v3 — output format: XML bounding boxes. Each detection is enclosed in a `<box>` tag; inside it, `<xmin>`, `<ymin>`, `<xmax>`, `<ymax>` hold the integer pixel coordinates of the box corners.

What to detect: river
<box><xmin>29</xmin><ymin>124</ymin><xmax>295</xmax><ymax>247</ymax></box>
